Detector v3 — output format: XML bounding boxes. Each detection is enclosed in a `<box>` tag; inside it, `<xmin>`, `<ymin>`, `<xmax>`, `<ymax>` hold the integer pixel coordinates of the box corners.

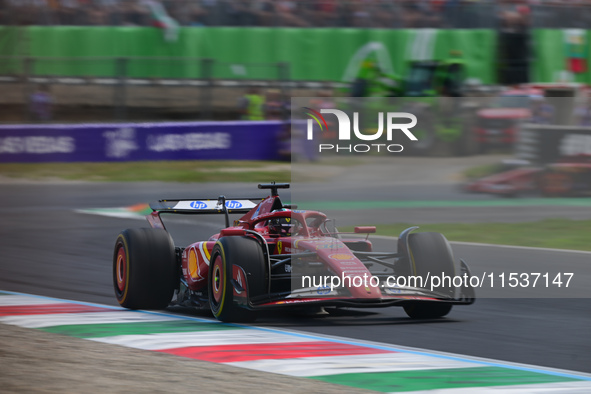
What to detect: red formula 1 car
<box><xmin>462</xmin><ymin>156</ymin><xmax>591</xmax><ymax>197</ymax></box>
<box><xmin>113</xmin><ymin>183</ymin><xmax>475</xmax><ymax>322</ymax></box>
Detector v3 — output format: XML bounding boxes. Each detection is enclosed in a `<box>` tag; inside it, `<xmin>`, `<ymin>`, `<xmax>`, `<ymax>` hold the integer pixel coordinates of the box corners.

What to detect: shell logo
<box><xmin>188</xmin><ymin>248</ymin><xmax>199</xmax><ymax>279</ymax></box>
<box><xmin>188</xmin><ymin>248</ymin><xmax>206</xmax><ymax>281</ymax></box>
<box><xmin>329</xmin><ymin>253</ymin><xmax>354</xmax><ymax>260</ymax></box>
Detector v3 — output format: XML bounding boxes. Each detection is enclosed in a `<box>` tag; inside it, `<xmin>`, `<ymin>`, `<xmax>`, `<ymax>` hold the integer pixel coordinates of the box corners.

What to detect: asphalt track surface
<box><xmin>0</xmin><ymin>181</ymin><xmax>590</xmax><ymax>376</ymax></box>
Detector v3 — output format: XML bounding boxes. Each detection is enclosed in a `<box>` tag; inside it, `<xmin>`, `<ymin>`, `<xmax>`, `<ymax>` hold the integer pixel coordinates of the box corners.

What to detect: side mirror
<box><xmin>354</xmin><ymin>226</ymin><xmax>376</xmax><ymax>234</ymax></box>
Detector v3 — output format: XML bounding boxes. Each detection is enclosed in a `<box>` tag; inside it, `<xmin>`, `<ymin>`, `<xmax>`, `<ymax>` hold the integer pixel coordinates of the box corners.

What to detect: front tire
<box><xmin>404</xmin><ymin>232</ymin><xmax>456</xmax><ymax>319</ymax></box>
<box><xmin>208</xmin><ymin>236</ymin><xmax>266</xmax><ymax>322</ymax></box>
<box><xmin>404</xmin><ymin>302</ymin><xmax>452</xmax><ymax>319</ymax></box>
<box><xmin>113</xmin><ymin>228</ymin><xmax>177</xmax><ymax>310</ymax></box>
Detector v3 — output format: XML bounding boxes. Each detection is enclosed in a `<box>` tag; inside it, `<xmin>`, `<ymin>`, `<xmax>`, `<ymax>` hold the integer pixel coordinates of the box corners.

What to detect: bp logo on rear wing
<box><xmin>173</xmin><ymin>199</ymin><xmax>257</xmax><ymax>211</ymax></box>
<box><xmin>149</xmin><ymin>196</ymin><xmax>264</xmax><ymax>229</ymax></box>
<box><xmin>150</xmin><ymin>198</ymin><xmax>261</xmax><ymax>214</ymax></box>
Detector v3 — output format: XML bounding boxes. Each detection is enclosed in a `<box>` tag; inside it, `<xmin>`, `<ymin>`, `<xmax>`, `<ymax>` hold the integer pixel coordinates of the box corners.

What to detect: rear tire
<box><xmin>404</xmin><ymin>232</ymin><xmax>456</xmax><ymax>319</ymax></box>
<box><xmin>208</xmin><ymin>236</ymin><xmax>266</xmax><ymax>322</ymax></box>
<box><xmin>113</xmin><ymin>228</ymin><xmax>177</xmax><ymax>310</ymax></box>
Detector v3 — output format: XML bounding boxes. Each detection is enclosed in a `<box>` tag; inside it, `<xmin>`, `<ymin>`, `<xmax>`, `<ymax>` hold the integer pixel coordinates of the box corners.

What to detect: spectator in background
<box><xmin>239</xmin><ymin>87</ymin><xmax>265</xmax><ymax>120</ymax></box>
<box><xmin>401</xmin><ymin>1</ymin><xmax>423</xmax><ymax>28</ymax></box>
<box><xmin>306</xmin><ymin>0</ymin><xmax>340</xmax><ymax>27</ymax></box>
<box><xmin>9</xmin><ymin>0</ymin><xmax>49</xmax><ymax>25</ymax></box>
<box><xmin>58</xmin><ymin>0</ymin><xmax>80</xmax><ymax>25</ymax></box>
<box><xmin>372</xmin><ymin>1</ymin><xmax>397</xmax><ymax>28</ymax></box>
<box><xmin>29</xmin><ymin>84</ymin><xmax>53</xmax><ymax>122</ymax></box>
<box><xmin>81</xmin><ymin>2</ymin><xmax>107</xmax><ymax>25</ymax></box>
<box><xmin>275</xmin><ymin>0</ymin><xmax>309</xmax><ymax>27</ymax></box>
<box><xmin>346</xmin><ymin>0</ymin><xmax>371</xmax><ymax>28</ymax></box>
<box><xmin>198</xmin><ymin>0</ymin><xmax>223</xmax><ymax>26</ymax></box>
<box><xmin>166</xmin><ymin>0</ymin><xmax>207</xmax><ymax>26</ymax></box>
<box><xmin>498</xmin><ymin>1</ymin><xmax>530</xmax><ymax>32</ymax></box>
<box><xmin>225</xmin><ymin>0</ymin><xmax>258</xmax><ymax>26</ymax></box>
<box><xmin>119</xmin><ymin>0</ymin><xmax>148</xmax><ymax>26</ymax></box>
<box><xmin>93</xmin><ymin>0</ymin><xmax>119</xmax><ymax>26</ymax></box>
<box><xmin>249</xmin><ymin>0</ymin><xmax>275</xmax><ymax>27</ymax></box>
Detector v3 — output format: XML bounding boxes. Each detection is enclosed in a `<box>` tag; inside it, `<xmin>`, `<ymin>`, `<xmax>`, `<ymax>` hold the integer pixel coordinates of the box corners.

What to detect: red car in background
<box><xmin>463</xmin><ymin>156</ymin><xmax>591</xmax><ymax>197</ymax></box>
<box><xmin>462</xmin><ymin>159</ymin><xmax>539</xmax><ymax>197</ymax></box>
<box><xmin>475</xmin><ymin>88</ymin><xmax>542</xmax><ymax>151</ymax></box>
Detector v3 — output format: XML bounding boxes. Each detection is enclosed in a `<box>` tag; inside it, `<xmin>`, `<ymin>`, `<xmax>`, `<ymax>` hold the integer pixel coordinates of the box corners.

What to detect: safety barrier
<box><xmin>0</xmin><ymin>121</ymin><xmax>287</xmax><ymax>163</ymax></box>
<box><xmin>0</xmin><ymin>27</ymin><xmax>497</xmax><ymax>83</ymax></box>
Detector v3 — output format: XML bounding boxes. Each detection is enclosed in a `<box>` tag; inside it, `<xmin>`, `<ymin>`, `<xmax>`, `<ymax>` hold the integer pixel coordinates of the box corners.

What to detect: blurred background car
<box><xmin>474</xmin><ymin>88</ymin><xmax>541</xmax><ymax>153</ymax></box>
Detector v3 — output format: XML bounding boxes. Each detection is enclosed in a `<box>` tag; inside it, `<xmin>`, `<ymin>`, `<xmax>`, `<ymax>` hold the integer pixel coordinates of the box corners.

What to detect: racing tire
<box><xmin>403</xmin><ymin>302</ymin><xmax>452</xmax><ymax>319</ymax></box>
<box><xmin>403</xmin><ymin>232</ymin><xmax>456</xmax><ymax>319</ymax></box>
<box><xmin>113</xmin><ymin>228</ymin><xmax>177</xmax><ymax>310</ymax></box>
<box><xmin>208</xmin><ymin>236</ymin><xmax>266</xmax><ymax>323</ymax></box>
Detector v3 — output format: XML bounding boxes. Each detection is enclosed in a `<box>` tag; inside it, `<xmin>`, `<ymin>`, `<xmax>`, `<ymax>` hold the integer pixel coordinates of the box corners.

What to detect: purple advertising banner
<box><xmin>0</xmin><ymin>121</ymin><xmax>287</xmax><ymax>163</ymax></box>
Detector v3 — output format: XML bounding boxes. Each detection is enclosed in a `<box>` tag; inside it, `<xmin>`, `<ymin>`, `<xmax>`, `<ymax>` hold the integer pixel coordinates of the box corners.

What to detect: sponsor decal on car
<box><xmin>190</xmin><ymin>201</ymin><xmax>208</xmax><ymax>209</ymax></box>
<box><xmin>329</xmin><ymin>253</ymin><xmax>355</xmax><ymax>260</ymax></box>
<box><xmin>225</xmin><ymin>200</ymin><xmax>243</xmax><ymax>209</ymax></box>
<box><xmin>315</xmin><ymin>243</ymin><xmax>338</xmax><ymax>250</ymax></box>
<box><xmin>317</xmin><ymin>286</ymin><xmax>331</xmax><ymax>295</ymax></box>
<box><xmin>188</xmin><ymin>248</ymin><xmax>205</xmax><ymax>280</ymax></box>
<box><xmin>251</xmin><ymin>204</ymin><xmax>262</xmax><ymax>219</ymax></box>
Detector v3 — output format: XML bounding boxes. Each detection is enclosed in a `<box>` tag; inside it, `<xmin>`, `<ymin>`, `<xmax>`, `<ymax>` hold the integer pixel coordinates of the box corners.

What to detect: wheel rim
<box><xmin>116</xmin><ymin>245</ymin><xmax>127</xmax><ymax>293</ymax></box>
<box><xmin>211</xmin><ymin>255</ymin><xmax>224</xmax><ymax>305</ymax></box>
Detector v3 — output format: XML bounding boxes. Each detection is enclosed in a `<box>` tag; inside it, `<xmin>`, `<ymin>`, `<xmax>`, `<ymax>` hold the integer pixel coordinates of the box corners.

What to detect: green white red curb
<box><xmin>1</xmin><ymin>291</ymin><xmax>590</xmax><ymax>393</ymax></box>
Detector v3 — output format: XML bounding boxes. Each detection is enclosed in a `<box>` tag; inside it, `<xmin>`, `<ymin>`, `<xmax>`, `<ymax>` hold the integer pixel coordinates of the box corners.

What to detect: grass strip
<box><xmin>343</xmin><ymin>219</ymin><xmax>591</xmax><ymax>252</ymax></box>
<box><xmin>0</xmin><ymin>161</ymin><xmax>291</xmax><ymax>183</ymax></box>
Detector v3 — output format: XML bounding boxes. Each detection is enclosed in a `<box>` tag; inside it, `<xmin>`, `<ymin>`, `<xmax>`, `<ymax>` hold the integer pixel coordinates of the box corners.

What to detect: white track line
<box><xmin>370</xmin><ymin>235</ymin><xmax>591</xmax><ymax>255</ymax></box>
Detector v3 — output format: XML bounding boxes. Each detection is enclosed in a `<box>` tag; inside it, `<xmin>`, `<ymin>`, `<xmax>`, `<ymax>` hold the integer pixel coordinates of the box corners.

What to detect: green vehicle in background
<box><xmin>349</xmin><ymin>55</ymin><xmax>478</xmax><ymax>156</ymax></box>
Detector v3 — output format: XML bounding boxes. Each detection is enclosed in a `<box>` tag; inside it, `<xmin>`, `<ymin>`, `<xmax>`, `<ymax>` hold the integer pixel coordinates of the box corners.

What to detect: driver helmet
<box><xmin>268</xmin><ymin>209</ymin><xmax>295</xmax><ymax>236</ymax></box>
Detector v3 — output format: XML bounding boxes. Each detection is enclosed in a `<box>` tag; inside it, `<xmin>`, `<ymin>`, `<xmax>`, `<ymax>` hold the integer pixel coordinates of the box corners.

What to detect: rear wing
<box><xmin>150</xmin><ymin>197</ymin><xmax>263</xmax><ymax>214</ymax></box>
<box><xmin>148</xmin><ymin>183</ymin><xmax>290</xmax><ymax>230</ymax></box>
<box><xmin>148</xmin><ymin>196</ymin><xmax>264</xmax><ymax>229</ymax></box>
